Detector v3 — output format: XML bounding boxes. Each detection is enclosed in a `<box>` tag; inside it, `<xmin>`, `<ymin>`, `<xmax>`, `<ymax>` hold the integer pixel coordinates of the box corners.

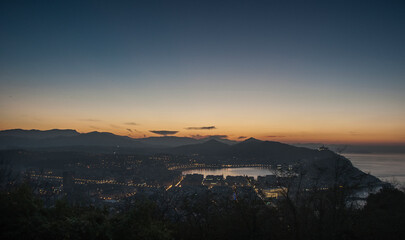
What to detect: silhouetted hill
<box><xmin>135</xmin><ymin>136</ymin><xmax>237</xmax><ymax>147</ymax></box>
<box><xmin>136</xmin><ymin>136</ymin><xmax>199</xmax><ymax>147</ymax></box>
<box><xmin>299</xmin><ymin>152</ymin><xmax>381</xmax><ymax>187</ymax></box>
<box><xmin>201</xmin><ymin>136</ymin><xmax>237</xmax><ymax>145</ymax></box>
<box><xmin>230</xmin><ymin>139</ymin><xmax>325</xmax><ymax>163</ymax></box>
<box><xmin>40</xmin><ymin>131</ymin><xmax>145</xmax><ymax>148</ymax></box>
<box><xmin>0</xmin><ymin>130</ymin><xmax>146</xmax><ymax>149</ymax></box>
<box><xmin>167</xmin><ymin>137</ymin><xmax>336</xmax><ymax>164</ymax></box>
<box><xmin>0</xmin><ymin>129</ymin><xmax>238</xmax><ymax>149</ymax></box>
<box><xmin>171</xmin><ymin>139</ymin><xmax>231</xmax><ymax>155</ymax></box>
<box><xmin>0</xmin><ymin>129</ymin><xmax>79</xmax><ymax>139</ymax></box>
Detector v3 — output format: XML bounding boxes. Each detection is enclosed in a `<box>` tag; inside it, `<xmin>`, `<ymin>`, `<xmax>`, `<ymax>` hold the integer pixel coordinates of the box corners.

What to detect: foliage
<box><xmin>354</xmin><ymin>187</ymin><xmax>405</xmax><ymax>240</ymax></box>
<box><xmin>0</xmin><ymin>184</ymin><xmax>404</xmax><ymax>240</ymax></box>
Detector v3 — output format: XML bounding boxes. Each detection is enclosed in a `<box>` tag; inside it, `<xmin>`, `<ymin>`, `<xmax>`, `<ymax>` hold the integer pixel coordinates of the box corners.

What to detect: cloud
<box><xmin>149</xmin><ymin>130</ymin><xmax>179</xmax><ymax>136</ymax></box>
<box><xmin>110</xmin><ymin>124</ymin><xmax>121</xmax><ymax>128</ymax></box>
<box><xmin>185</xmin><ymin>126</ymin><xmax>216</xmax><ymax>130</ymax></box>
<box><xmin>191</xmin><ymin>134</ymin><xmax>228</xmax><ymax>139</ymax></box>
<box><xmin>238</xmin><ymin>136</ymin><xmax>248</xmax><ymax>139</ymax></box>
<box><xmin>127</xmin><ymin>129</ymin><xmax>141</xmax><ymax>134</ymax></box>
<box><xmin>78</xmin><ymin>118</ymin><xmax>100</xmax><ymax>122</ymax></box>
<box><xmin>267</xmin><ymin>135</ymin><xmax>285</xmax><ymax>138</ymax></box>
<box><xmin>124</xmin><ymin>122</ymin><xmax>137</xmax><ymax>126</ymax></box>
<box><xmin>190</xmin><ymin>134</ymin><xmax>204</xmax><ymax>139</ymax></box>
<box><xmin>89</xmin><ymin>125</ymin><xmax>101</xmax><ymax>129</ymax></box>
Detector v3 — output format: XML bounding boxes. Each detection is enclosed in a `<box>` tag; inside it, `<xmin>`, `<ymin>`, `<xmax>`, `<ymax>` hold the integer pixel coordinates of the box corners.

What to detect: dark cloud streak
<box><xmin>149</xmin><ymin>130</ymin><xmax>179</xmax><ymax>136</ymax></box>
<box><xmin>191</xmin><ymin>134</ymin><xmax>228</xmax><ymax>139</ymax></box>
<box><xmin>185</xmin><ymin>126</ymin><xmax>216</xmax><ymax>130</ymax></box>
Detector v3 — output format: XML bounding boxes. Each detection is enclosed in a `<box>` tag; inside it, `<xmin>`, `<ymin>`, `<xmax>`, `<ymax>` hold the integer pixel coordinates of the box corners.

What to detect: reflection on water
<box><xmin>344</xmin><ymin>153</ymin><xmax>405</xmax><ymax>185</ymax></box>
<box><xmin>182</xmin><ymin>167</ymin><xmax>274</xmax><ymax>180</ymax></box>
<box><xmin>182</xmin><ymin>154</ymin><xmax>405</xmax><ymax>185</ymax></box>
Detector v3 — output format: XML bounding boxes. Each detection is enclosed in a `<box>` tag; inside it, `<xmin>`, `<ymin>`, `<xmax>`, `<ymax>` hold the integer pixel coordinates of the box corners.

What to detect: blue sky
<box><xmin>1</xmin><ymin>0</ymin><xmax>404</xmax><ymax>143</ymax></box>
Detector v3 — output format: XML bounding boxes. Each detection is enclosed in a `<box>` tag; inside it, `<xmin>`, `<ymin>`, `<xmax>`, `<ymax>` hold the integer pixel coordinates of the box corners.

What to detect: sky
<box><xmin>0</xmin><ymin>0</ymin><xmax>404</xmax><ymax>144</ymax></box>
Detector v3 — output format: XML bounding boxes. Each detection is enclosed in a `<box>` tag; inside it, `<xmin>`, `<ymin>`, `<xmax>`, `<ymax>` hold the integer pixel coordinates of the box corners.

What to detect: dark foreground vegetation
<box><xmin>1</xmin><ymin>183</ymin><xmax>404</xmax><ymax>240</ymax></box>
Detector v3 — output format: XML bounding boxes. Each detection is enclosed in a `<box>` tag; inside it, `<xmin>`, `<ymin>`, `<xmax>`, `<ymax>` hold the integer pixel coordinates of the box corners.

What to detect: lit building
<box><xmin>262</xmin><ymin>187</ymin><xmax>287</xmax><ymax>199</ymax></box>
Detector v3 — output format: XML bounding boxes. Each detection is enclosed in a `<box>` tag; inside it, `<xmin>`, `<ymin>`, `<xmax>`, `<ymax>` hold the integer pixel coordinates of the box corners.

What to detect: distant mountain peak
<box><xmin>243</xmin><ymin>137</ymin><xmax>261</xmax><ymax>143</ymax></box>
<box><xmin>203</xmin><ymin>138</ymin><xmax>229</xmax><ymax>145</ymax></box>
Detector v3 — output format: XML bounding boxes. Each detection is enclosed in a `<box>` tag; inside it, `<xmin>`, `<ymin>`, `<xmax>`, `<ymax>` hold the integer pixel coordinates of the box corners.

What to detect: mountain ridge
<box><xmin>0</xmin><ymin>129</ymin><xmax>384</xmax><ymax>187</ymax></box>
<box><xmin>0</xmin><ymin>129</ymin><xmax>80</xmax><ymax>139</ymax></box>
<box><xmin>0</xmin><ymin>129</ymin><xmax>238</xmax><ymax>149</ymax></box>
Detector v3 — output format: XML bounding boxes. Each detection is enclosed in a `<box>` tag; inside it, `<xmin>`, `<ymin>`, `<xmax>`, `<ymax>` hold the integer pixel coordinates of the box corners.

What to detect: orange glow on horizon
<box><xmin>1</xmin><ymin>123</ymin><xmax>403</xmax><ymax>145</ymax></box>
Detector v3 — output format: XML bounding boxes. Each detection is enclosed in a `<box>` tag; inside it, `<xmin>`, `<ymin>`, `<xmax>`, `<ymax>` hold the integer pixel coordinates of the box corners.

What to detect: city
<box><xmin>18</xmin><ymin>151</ymin><xmax>298</xmax><ymax>209</ymax></box>
<box><xmin>1</xmin><ymin>0</ymin><xmax>404</xmax><ymax>239</ymax></box>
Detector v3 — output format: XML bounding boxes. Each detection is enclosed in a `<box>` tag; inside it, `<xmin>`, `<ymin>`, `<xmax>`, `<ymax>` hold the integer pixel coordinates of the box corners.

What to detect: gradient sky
<box><xmin>1</xmin><ymin>0</ymin><xmax>404</xmax><ymax>144</ymax></box>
